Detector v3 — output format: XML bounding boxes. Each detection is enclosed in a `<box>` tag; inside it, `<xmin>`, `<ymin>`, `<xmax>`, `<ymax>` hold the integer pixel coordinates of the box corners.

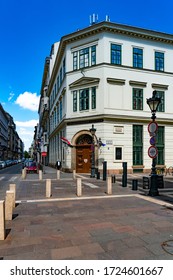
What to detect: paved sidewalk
<box><xmin>0</xmin><ymin>166</ymin><xmax>173</xmax><ymax>260</ymax></box>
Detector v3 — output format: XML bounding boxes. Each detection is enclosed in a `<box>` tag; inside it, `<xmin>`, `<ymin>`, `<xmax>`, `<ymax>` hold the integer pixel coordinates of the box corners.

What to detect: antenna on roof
<box><xmin>90</xmin><ymin>14</ymin><xmax>98</xmax><ymax>25</ymax></box>
<box><xmin>105</xmin><ymin>15</ymin><xmax>110</xmax><ymax>22</ymax></box>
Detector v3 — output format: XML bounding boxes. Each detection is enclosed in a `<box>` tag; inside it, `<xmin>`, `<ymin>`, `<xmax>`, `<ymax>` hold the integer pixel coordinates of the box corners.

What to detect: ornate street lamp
<box><xmin>147</xmin><ymin>90</ymin><xmax>161</xmax><ymax>196</ymax></box>
<box><xmin>90</xmin><ymin>124</ymin><xmax>96</xmax><ymax>178</ymax></box>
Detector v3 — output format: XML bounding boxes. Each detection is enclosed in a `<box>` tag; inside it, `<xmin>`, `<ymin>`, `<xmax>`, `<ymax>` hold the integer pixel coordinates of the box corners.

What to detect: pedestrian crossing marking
<box><xmin>9</xmin><ymin>176</ymin><xmax>18</xmax><ymax>182</ymax></box>
<box><xmin>83</xmin><ymin>182</ymin><xmax>99</xmax><ymax>188</ymax></box>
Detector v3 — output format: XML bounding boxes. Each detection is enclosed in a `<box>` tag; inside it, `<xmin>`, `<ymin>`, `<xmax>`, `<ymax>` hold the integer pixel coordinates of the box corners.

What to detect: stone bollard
<box><xmin>76</xmin><ymin>178</ymin><xmax>82</xmax><ymax>197</ymax></box>
<box><xmin>73</xmin><ymin>170</ymin><xmax>76</xmax><ymax>179</ymax></box>
<box><xmin>39</xmin><ymin>170</ymin><xmax>43</xmax><ymax>180</ymax></box>
<box><xmin>46</xmin><ymin>179</ymin><xmax>52</xmax><ymax>198</ymax></box>
<box><xmin>107</xmin><ymin>177</ymin><xmax>112</xmax><ymax>195</ymax></box>
<box><xmin>57</xmin><ymin>170</ymin><xmax>60</xmax><ymax>180</ymax></box>
<box><xmin>0</xmin><ymin>201</ymin><xmax>5</xmax><ymax>240</ymax></box>
<box><xmin>9</xmin><ymin>184</ymin><xmax>16</xmax><ymax>208</ymax></box>
<box><xmin>22</xmin><ymin>168</ymin><xmax>26</xmax><ymax>179</ymax></box>
<box><xmin>5</xmin><ymin>191</ymin><xmax>14</xmax><ymax>221</ymax></box>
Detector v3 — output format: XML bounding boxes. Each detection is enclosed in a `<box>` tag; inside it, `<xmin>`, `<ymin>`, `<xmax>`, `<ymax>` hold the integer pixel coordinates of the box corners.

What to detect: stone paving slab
<box><xmin>0</xmin><ymin>194</ymin><xmax>173</xmax><ymax>260</ymax></box>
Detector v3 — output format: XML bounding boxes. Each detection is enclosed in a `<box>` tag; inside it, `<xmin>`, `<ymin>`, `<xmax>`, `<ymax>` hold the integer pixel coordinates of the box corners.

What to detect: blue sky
<box><xmin>0</xmin><ymin>0</ymin><xmax>173</xmax><ymax>151</ymax></box>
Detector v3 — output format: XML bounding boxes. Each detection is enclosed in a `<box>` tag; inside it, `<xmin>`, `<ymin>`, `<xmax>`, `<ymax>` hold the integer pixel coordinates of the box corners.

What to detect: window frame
<box><xmin>114</xmin><ymin>146</ymin><xmax>123</xmax><ymax>161</ymax></box>
<box><xmin>133</xmin><ymin>88</ymin><xmax>143</xmax><ymax>110</ymax></box>
<box><xmin>133</xmin><ymin>47</ymin><xmax>143</xmax><ymax>68</ymax></box>
<box><xmin>155</xmin><ymin>51</ymin><xmax>164</xmax><ymax>72</ymax></box>
<box><xmin>111</xmin><ymin>43</ymin><xmax>122</xmax><ymax>65</ymax></box>
<box><xmin>133</xmin><ymin>125</ymin><xmax>143</xmax><ymax>166</ymax></box>
<box><xmin>79</xmin><ymin>88</ymin><xmax>89</xmax><ymax>111</ymax></box>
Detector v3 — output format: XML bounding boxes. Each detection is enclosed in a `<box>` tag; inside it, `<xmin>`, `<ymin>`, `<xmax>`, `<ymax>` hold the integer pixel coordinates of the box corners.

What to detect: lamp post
<box><xmin>147</xmin><ymin>90</ymin><xmax>161</xmax><ymax>196</ymax></box>
<box><xmin>90</xmin><ymin>124</ymin><xmax>96</xmax><ymax>178</ymax></box>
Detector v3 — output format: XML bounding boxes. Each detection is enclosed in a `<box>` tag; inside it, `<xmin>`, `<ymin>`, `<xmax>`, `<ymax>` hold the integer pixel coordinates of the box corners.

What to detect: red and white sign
<box><xmin>148</xmin><ymin>121</ymin><xmax>158</xmax><ymax>135</ymax></box>
<box><xmin>148</xmin><ymin>146</ymin><xmax>158</xmax><ymax>159</ymax></box>
<box><xmin>41</xmin><ymin>152</ymin><xmax>47</xmax><ymax>157</ymax></box>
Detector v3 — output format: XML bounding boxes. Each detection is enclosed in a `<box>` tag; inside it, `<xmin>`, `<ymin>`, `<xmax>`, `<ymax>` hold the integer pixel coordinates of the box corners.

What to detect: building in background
<box><xmin>0</xmin><ymin>104</ymin><xmax>24</xmax><ymax>160</ymax></box>
<box><xmin>38</xmin><ymin>18</ymin><xmax>173</xmax><ymax>173</ymax></box>
<box><xmin>0</xmin><ymin>104</ymin><xmax>9</xmax><ymax>160</ymax></box>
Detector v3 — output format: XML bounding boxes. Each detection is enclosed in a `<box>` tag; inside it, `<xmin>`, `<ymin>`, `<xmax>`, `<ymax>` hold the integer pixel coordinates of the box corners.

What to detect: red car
<box><xmin>26</xmin><ymin>161</ymin><xmax>37</xmax><ymax>173</ymax></box>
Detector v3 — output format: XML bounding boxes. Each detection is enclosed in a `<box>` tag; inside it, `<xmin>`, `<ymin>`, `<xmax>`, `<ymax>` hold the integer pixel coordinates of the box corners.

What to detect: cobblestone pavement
<box><xmin>0</xmin><ymin>166</ymin><xmax>173</xmax><ymax>260</ymax></box>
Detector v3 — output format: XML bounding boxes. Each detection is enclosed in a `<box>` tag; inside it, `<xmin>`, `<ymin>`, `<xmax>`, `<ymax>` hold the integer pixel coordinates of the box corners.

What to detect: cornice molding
<box><xmin>152</xmin><ymin>83</ymin><xmax>169</xmax><ymax>90</ymax></box>
<box><xmin>129</xmin><ymin>80</ymin><xmax>147</xmax><ymax>87</ymax></box>
<box><xmin>107</xmin><ymin>78</ymin><xmax>125</xmax><ymax>85</ymax></box>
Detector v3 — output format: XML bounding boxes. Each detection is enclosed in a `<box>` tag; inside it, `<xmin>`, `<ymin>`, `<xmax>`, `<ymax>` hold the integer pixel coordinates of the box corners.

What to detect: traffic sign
<box><xmin>148</xmin><ymin>121</ymin><xmax>158</xmax><ymax>135</ymax></box>
<box><xmin>150</xmin><ymin>136</ymin><xmax>156</xmax><ymax>145</ymax></box>
<box><xmin>148</xmin><ymin>146</ymin><xmax>158</xmax><ymax>159</ymax></box>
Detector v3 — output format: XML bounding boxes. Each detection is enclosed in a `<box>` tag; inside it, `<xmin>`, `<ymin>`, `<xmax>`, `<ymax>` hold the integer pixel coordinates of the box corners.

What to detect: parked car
<box><xmin>0</xmin><ymin>161</ymin><xmax>6</xmax><ymax>169</ymax></box>
<box><xmin>26</xmin><ymin>161</ymin><xmax>37</xmax><ymax>173</ymax></box>
<box><xmin>5</xmin><ymin>160</ymin><xmax>13</xmax><ymax>167</ymax></box>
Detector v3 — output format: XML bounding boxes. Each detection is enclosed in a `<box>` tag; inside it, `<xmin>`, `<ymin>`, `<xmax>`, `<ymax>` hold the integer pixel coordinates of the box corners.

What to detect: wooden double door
<box><xmin>76</xmin><ymin>145</ymin><xmax>92</xmax><ymax>173</ymax></box>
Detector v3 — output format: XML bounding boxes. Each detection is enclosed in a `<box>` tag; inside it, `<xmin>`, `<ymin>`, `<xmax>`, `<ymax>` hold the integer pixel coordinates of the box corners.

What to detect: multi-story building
<box><xmin>0</xmin><ymin>104</ymin><xmax>8</xmax><ymax>160</ymax></box>
<box><xmin>0</xmin><ymin>104</ymin><xmax>24</xmax><ymax>160</ymax></box>
<box><xmin>38</xmin><ymin>19</ymin><xmax>173</xmax><ymax>173</ymax></box>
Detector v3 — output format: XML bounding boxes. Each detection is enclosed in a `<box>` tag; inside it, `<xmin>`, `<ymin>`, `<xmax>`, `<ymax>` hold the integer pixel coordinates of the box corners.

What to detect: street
<box><xmin>0</xmin><ymin>163</ymin><xmax>22</xmax><ymax>198</ymax></box>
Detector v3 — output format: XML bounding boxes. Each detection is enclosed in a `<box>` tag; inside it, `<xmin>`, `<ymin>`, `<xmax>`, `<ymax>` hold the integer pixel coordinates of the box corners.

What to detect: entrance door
<box><xmin>76</xmin><ymin>145</ymin><xmax>91</xmax><ymax>173</ymax></box>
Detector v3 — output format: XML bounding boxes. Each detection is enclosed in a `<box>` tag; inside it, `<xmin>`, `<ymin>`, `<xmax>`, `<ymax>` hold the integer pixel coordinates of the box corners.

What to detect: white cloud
<box><xmin>15</xmin><ymin>119</ymin><xmax>38</xmax><ymax>127</ymax></box>
<box><xmin>15</xmin><ymin>91</ymin><xmax>40</xmax><ymax>111</ymax></box>
<box><xmin>15</xmin><ymin>119</ymin><xmax>38</xmax><ymax>151</ymax></box>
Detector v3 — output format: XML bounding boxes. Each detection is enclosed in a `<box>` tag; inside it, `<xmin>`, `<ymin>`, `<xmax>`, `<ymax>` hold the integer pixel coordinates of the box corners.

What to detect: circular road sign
<box><xmin>148</xmin><ymin>121</ymin><xmax>158</xmax><ymax>135</ymax></box>
<box><xmin>150</xmin><ymin>136</ymin><xmax>156</xmax><ymax>145</ymax></box>
<box><xmin>148</xmin><ymin>145</ymin><xmax>158</xmax><ymax>159</ymax></box>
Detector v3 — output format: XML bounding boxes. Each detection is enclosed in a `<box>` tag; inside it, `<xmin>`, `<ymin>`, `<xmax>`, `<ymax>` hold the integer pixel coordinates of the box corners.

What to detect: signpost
<box><xmin>148</xmin><ymin>145</ymin><xmax>158</xmax><ymax>159</ymax></box>
<box><xmin>148</xmin><ymin>121</ymin><xmax>158</xmax><ymax>135</ymax></box>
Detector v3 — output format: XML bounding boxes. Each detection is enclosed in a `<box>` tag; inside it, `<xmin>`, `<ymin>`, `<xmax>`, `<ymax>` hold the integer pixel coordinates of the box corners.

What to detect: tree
<box><xmin>24</xmin><ymin>151</ymin><xmax>30</xmax><ymax>158</ymax></box>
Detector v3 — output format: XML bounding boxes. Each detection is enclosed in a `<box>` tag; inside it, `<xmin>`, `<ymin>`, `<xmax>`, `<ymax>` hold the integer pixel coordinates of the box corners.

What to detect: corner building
<box><xmin>38</xmin><ymin>21</ymin><xmax>173</xmax><ymax>174</ymax></box>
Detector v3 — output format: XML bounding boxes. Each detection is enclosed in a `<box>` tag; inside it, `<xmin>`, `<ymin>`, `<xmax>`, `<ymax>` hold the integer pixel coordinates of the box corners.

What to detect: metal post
<box><xmin>147</xmin><ymin>91</ymin><xmax>161</xmax><ymax>197</ymax></box>
<box><xmin>90</xmin><ymin>124</ymin><xmax>96</xmax><ymax>178</ymax></box>
<box><xmin>122</xmin><ymin>162</ymin><xmax>127</xmax><ymax>187</ymax></box>
<box><xmin>103</xmin><ymin>161</ymin><xmax>107</xmax><ymax>181</ymax></box>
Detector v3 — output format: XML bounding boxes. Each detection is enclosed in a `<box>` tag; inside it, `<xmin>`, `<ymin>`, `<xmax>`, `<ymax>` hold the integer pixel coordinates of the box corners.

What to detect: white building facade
<box><xmin>39</xmin><ymin>21</ymin><xmax>173</xmax><ymax>174</ymax></box>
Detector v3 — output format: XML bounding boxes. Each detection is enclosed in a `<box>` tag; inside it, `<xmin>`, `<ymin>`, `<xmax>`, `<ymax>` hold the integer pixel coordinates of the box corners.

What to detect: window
<box><xmin>133</xmin><ymin>125</ymin><xmax>143</xmax><ymax>165</ymax></box>
<box><xmin>115</xmin><ymin>147</ymin><xmax>122</xmax><ymax>160</ymax></box>
<box><xmin>155</xmin><ymin>91</ymin><xmax>165</xmax><ymax>112</ymax></box>
<box><xmin>133</xmin><ymin>48</ymin><xmax>143</xmax><ymax>68</ymax></box>
<box><xmin>133</xmin><ymin>88</ymin><xmax>143</xmax><ymax>110</ymax></box>
<box><xmin>57</xmin><ymin>104</ymin><xmax>59</xmax><ymax>124</ymax></box>
<box><xmin>73</xmin><ymin>52</ymin><xmax>78</xmax><ymax>70</ymax></box>
<box><xmin>73</xmin><ymin>45</ymin><xmax>96</xmax><ymax>70</ymax></box>
<box><xmin>63</xmin><ymin>58</ymin><xmax>66</xmax><ymax>77</ymax></box>
<box><xmin>73</xmin><ymin>91</ymin><xmax>77</xmax><ymax>112</ymax></box>
<box><xmin>155</xmin><ymin>52</ymin><xmax>164</xmax><ymax>71</ymax></box>
<box><xmin>60</xmin><ymin>100</ymin><xmax>62</xmax><ymax>120</ymax></box>
<box><xmin>60</xmin><ymin>68</ymin><xmax>62</xmax><ymax>84</ymax></box>
<box><xmin>57</xmin><ymin>76</ymin><xmax>59</xmax><ymax>91</ymax></box>
<box><xmin>79</xmin><ymin>89</ymin><xmax>89</xmax><ymax>111</ymax></box>
<box><xmin>111</xmin><ymin>44</ymin><xmax>121</xmax><ymax>65</ymax></box>
<box><xmin>91</xmin><ymin>46</ymin><xmax>96</xmax><ymax>65</ymax></box>
<box><xmin>73</xmin><ymin>87</ymin><xmax>96</xmax><ymax>112</ymax></box>
<box><xmin>79</xmin><ymin>48</ymin><xmax>89</xmax><ymax>68</ymax></box>
<box><xmin>156</xmin><ymin>126</ymin><xmax>164</xmax><ymax>165</ymax></box>
<box><xmin>91</xmin><ymin>87</ymin><xmax>96</xmax><ymax>109</ymax></box>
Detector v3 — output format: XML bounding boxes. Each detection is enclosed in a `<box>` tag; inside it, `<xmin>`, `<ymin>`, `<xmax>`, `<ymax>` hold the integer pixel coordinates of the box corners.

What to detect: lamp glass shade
<box><xmin>90</xmin><ymin>124</ymin><xmax>96</xmax><ymax>136</ymax></box>
<box><xmin>147</xmin><ymin>97</ymin><xmax>161</xmax><ymax>112</ymax></box>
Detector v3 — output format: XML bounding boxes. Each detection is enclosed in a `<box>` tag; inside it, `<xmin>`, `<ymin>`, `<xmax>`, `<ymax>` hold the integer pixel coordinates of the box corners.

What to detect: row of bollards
<box><xmin>45</xmin><ymin>176</ymin><xmax>113</xmax><ymax>198</ymax></box>
<box><xmin>22</xmin><ymin>169</ymin><xmax>62</xmax><ymax>181</ymax></box>
<box><xmin>0</xmin><ymin>184</ymin><xmax>16</xmax><ymax>240</ymax></box>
